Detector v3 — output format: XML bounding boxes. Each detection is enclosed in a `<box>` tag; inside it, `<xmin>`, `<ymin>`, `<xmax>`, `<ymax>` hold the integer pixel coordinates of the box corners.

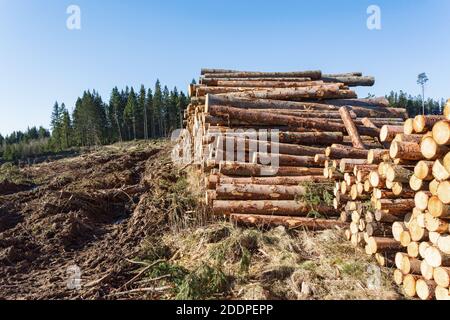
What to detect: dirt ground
<box><xmin>0</xmin><ymin>141</ymin><xmax>402</xmax><ymax>300</ymax></box>
<box><xmin>0</xmin><ymin>141</ymin><xmax>194</xmax><ymax>299</ymax></box>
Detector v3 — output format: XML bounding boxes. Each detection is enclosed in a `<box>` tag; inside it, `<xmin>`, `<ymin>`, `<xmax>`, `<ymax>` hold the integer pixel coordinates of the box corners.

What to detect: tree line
<box><xmin>0</xmin><ymin>80</ymin><xmax>190</xmax><ymax>162</ymax></box>
<box><xmin>386</xmin><ymin>91</ymin><xmax>445</xmax><ymax>117</ymax></box>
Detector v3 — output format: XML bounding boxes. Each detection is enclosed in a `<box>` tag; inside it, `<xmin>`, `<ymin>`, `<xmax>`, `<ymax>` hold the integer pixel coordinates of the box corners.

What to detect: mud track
<box><xmin>0</xmin><ymin>141</ymin><xmax>180</xmax><ymax>299</ymax></box>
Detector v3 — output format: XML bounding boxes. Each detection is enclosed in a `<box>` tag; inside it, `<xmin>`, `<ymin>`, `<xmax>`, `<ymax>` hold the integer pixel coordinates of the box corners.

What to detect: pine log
<box><xmin>393</xmin><ymin>134</ymin><xmax>424</xmax><ymax>144</ymax></box>
<box><xmin>432</xmin><ymin>160</ymin><xmax>450</xmax><ymax>182</ymax></box>
<box><xmin>421</xmin><ymin>137</ymin><xmax>450</xmax><ymax>160</ymax></box>
<box><xmin>218</xmin><ymin>175</ymin><xmax>330</xmax><ymax>186</ymax></box>
<box><xmin>433</xmin><ymin>267</ymin><xmax>450</xmax><ymax>288</ymax></box>
<box><xmin>253</xmin><ymin>153</ymin><xmax>319</xmax><ymax>167</ymax></box>
<box><xmin>202</xmin><ymin>80</ymin><xmax>324</xmax><ymax>88</ymax></box>
<box><xmin>421</xmin><ymin>260</ymin><xmax>435</xmax><ymax>280</ymax></box>
<box><xmin>407</xmin><ymin>242</ymin><xmax>420</xmax><ymax>258</ymax></box>
<box><xmin>416</xmin><ymin>279</ymin><xmax>437</xmax><ymax>300</ymax></box>
<box><xmin>230</xmin><ymin>214</ymin><xmax>348</xmax><ymax>230</ymax></box>
<box><xmin>415</xmin><ymin>191</ymin><xmax>432</xmax><ymax>211</ymax></box>
<box><xmin>202</xmin><ymin>70</ymin><xmax>323</xmax><ymax>80</ymax></box>
<box><xmin>414</xmin><ymin>161</ymin><xmax>435</xmax><ymax>181</ymax></box>
<box><xmin>425</xmin><ymin>246</ymin><xmax>450</xmax><ymax>268</ymax></box>
<box><xmin>403</xmin><ymin>274</ymin><xmax>421</xmax><ymax>297</ymax></box>
<box><xmin>208</xmin><ymin>105</ymin><xmax>347</xmax><ymax>132</ymax></box>
<box><xmin>424</xmin><ymin>213</ymin><xmax>449</xmax><ymax>233</ymax></box>
<box><xmin>325</xmin><ymin>145</ymin><xmax>369</xmax><ymax>159</ymax></box>
<box><xmin>380</xmin><ymin>125</ymin><xmax>404</xmax><ymax>143</ymax></box>
<box><xmin>413</xmin><ymin>115</ymin><xmax>445</xmax><ymax>133</ymax></box>
<box><xmin>339</xmin><ymin>158</ymin><xmax>367</xmax><ymax>173</ymax></box>
<box><xmin>321</xmin><ymin>76</ymin><xmax>375</xmax><ymax>87</ymax></box>
<box><xmin>367</xmin><ymin>237</ymin><xmax>402</xmax><ymax>254</ymax></box>
<box><xmin>435</xmin><ymin>286</ymin><xmax>450</xmax><ymax>300</ymax></box>
<box><xmin>428</xmin><ymin>196</ymin><xmax>449</xmax><ymax>218</ymax></box>
<box><xmin>430</xmin><ymin>179</ymin><xmax>440</xmax><ymax>196</ymax></box>
<box><xmin>409</xmin><ymin>174</ymin><xmax>429</xmax><ymax>192</ymax></box>
<box><xmin>201</xmin><ymin>77</ymin><xmax>313</xmax><ymax>85</ymax></box>
<box><xmin>395</xmin><ymin>252</ymin><xmax>421</xmax><ymax>275</ymax></box>
<box><xmin>394</xmin><ymin>269</ymin><xmax>404</xmax><ymax>285</ymax></box>
<box><xmin>390</xmin><ymin>141</ymin><xmax>423</xmax><ymax>161</ymax></box>
<box><xmin>218</xmin><ymin>162</ymin><xmax>326</xmax><ymax>177</ymax></box>
<box><xmin>445</xmin><ymin>152</ymin><xmax>450</xmax><ymax>173</ymax></box>
<box><xmin>213</xmin><ymin>200</ymin><xmax>337</xmax><ymax>216</ymax></box>
<box><xmin>432</xmin><ymin>120</ymin><xmax>450</xmax><ymax>146</ymax></box>
<box><xmin>385</xmin><ymin>165</ymin><xmax>413</xmax><ymax>183</ymax></box>
<box><xmin>226</xmin><ymin>84</ymin><xmax>357</xmax><ymax>101</ymax></box>
<box><xmin>367</xmin><ymin>149</ymin><xmax>389</xmax><ymax>165</ymax></box>
<box><xmin>215</xmin><ymin>184</ymin><xmax>306</xmax><ymax>200</ymax></box>
<box><xmin>339</xmin><ymin>106</ymin><xmax>366</xmax><ymax>149</ymax></box>
<box><xmin>375</xmin><ymin>199</ymin><xmax>415</xmax><ymax>215</ymax></box>
<box><xmin>403</xmin><ymin>119</ymin><xmax>415</xmax><ymax>135</ymax></box>
<box><xmin>437</xmin><ymin>181</ymin><xmax>450</xmax><ymax>205</ymax></box>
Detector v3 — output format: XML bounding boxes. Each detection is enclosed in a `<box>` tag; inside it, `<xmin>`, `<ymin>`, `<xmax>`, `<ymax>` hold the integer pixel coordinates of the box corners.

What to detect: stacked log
<box><xmin>176</xmin><ymin>68</ymin><xmax>407</xmax><ymax>231</ymax></box>
<box><xmin>331</xmin><ymin>101</ymin><xmax>450</xmax><ymax>300</ymax></box>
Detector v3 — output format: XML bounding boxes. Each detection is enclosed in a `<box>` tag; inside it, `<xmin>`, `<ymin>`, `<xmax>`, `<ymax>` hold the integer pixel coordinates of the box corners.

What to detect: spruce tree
<box><xmin>153</xmin><ymin>80</ymin><xmax>163</xmax><ymax>137</ymax></box>
<box><xmin>124</xmin><ymin>87</ymin><xmax>138</xmax><ymax>140</ymax></box>
<box><xmin>146</xmin><ymin>88</ymin><xmax>154</xmax><ymax>138</ymax></box>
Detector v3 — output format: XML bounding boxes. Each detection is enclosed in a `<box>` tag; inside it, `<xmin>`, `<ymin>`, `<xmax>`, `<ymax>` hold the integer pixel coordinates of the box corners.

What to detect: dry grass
<box><xmin>138</xmin><ymin>221</ymin><xmax>401</xmax><ymax>300</ymax></box>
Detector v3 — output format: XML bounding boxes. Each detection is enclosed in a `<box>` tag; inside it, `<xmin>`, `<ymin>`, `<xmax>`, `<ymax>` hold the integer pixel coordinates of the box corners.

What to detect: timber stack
<box><xmin>330</xmin><ymin>99</ymin><xmax>450</xmax><ymax>300</ymax></box>
<box><xmin>174</xmin><ymin>68</ymin><xmax>407</xmax><ymax>231</ymax></box>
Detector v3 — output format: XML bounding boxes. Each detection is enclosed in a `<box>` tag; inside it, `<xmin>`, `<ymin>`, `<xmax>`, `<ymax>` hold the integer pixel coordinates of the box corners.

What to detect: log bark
<box><xmin>218</xmin><ymin>162</ymin><xmax>325</xmax><ymax>177</ymax></box>
<box><xmin>202</xmin><ymin>70</ymin><xmax>323</xmax><ymax>80</ymax></box>
<box><xmin>385</xmin><ymin>165</ymin><xmax>413</xmax><ymax>183</ymax></box>
<box><xmin>367</xmin><ymin>237</ymin><xmax>402</xmax><ymax>254</ymax></box>
<box><xmin>218</xmin><ymin>175</ymin><xmax>329</xmax><ymax>186</ymax></box>
<box><xmin>212</xmin><ymin>200</ymin><xmax>336</xmax><ymax>216</ymax></box>
<box><xmin>208</xmin><ymin>105</ymin><xmax>347</xmax><ymax>132</ymax></box>
<box><xmin>325</xmin><ymin>145</ymin><xmax>369</xmax><ymax>160</ymax></box>
<box><xmin>375</xmin><ymin>199</ymin><xmax>415</xmax><ymax>215</ymax></box>
<box><xmin>380</xmin><ymin>125</ymin><xmax>404</xmax><ymax>143</ymax></box>
<box><xmin>230</xmin><ymin>214</ymin><xmax>348</xmax><ymax>230</ymax></box>
<box><xmin>421</xmin><ymin>137</ymin><xmax>450</xmax><ymax>160</ymax></box>
<box><xmin>321</xmin><ymin>76</ymin><xmax>375</xmax><ymax>87</ymax></box>
<box><xmin>339</xmin><ymin>106</ymin><xmax>366</xmax><ymax>149</ymax></box>
<box><xmin>215</xmin><ymin>184</ymin><xmax>306</xmax><ymax>201</ymax></box>
<box><xmin>390</xmin><ymin>141</ymin><xmax>423</xmax><ymax>161</ymax></box>
<box><xmin>367</xmin><ymin>149</ymin><xmax>389</xmax><ymax>165</ymax></box>
<box><xmin>201</xmin><ymin>80</ymin><xmax>323</xmax><ymax>88</ymax></box>
<box><xmin>225</xmin><ymin>84</ymin><xmax>357</xmax><ymax>101</ymax></box>
<box><xmin>201</xmin><ymin>77</ymin><xmax>313</xmax><ymax>85</ymax></box>
<box><xmin>413</xmin><ymin>115</ymin><xmax>445</xmax><ymax>133</ymax></box>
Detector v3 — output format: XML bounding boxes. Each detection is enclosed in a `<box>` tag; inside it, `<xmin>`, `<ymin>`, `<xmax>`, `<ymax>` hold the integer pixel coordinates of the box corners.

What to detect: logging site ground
<box><xmin>0</xmin><ymin>140</ymin><xmax>402</xmax><ymax>300</ymax></box>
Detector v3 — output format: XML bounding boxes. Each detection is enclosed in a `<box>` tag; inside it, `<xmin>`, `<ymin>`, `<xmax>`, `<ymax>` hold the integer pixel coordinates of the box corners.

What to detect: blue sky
<box><xmin>1</xmin><ymin>0</ymin><xmax>449</xmax><ymax>135</ymax></box>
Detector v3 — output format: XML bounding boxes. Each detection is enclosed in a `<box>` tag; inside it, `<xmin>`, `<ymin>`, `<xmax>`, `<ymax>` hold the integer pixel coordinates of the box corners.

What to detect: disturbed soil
<box><xmin>0</xmin><ymin>141</ymin><xmax>195</xmax><ymax>299</ymax></box>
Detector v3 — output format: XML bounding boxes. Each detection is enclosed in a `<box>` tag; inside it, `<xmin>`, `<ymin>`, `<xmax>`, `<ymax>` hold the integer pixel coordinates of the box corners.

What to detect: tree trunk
<box><xmin>218</xmin><ymin>175</ymin><xmax>329</xmax><ymax>186</ymax></box>
<box><xmin>215</xmin><ymin>184</ymin><xmax>306</xmax><ymax>200</ymax></box>
<box><xmin>339</xmin><ymin>107</ymin><xmax>366</xmax><ymax>149</ymax></box>
<box><xmin>380</xmin><ymin>125</ymin><xmax>404</xmax><ymax>142</ymax></box>
<box><xmin>212</xmin><ymin>200</ymin><xmax>336</xmax><ymax>216</ymax></box>
<box><xmin>230</xmin><ymin>214</ymin><xmax>348</xmax><ymax>230</ymax></box>
<box><xmin>218</xmin><ymin>162</ymin><xmax>324</xmax><ymax>177</ymax></box>
<box><xmin>325</xmin><ymin>145</ymin><xmax>369</xmax><ymax>159</ymax></box>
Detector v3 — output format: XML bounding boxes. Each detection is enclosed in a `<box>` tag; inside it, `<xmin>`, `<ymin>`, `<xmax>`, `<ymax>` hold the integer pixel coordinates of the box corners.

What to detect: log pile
<box><xmin>330</xmin><ymin>100</ymin><xmax>450</xmax><ymax>300</ymax></box>
<box><xmin>174</xmin><ymin>68</ymin><xmax>407</xmax><ymax>231</ymax></box>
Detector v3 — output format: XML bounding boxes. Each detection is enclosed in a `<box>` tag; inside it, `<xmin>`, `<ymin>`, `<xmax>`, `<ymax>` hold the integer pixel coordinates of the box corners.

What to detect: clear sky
<box><xmin>1</xmin><ymin>0</ymin><xmax>449</xmax><ymax>136</ymax></box>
